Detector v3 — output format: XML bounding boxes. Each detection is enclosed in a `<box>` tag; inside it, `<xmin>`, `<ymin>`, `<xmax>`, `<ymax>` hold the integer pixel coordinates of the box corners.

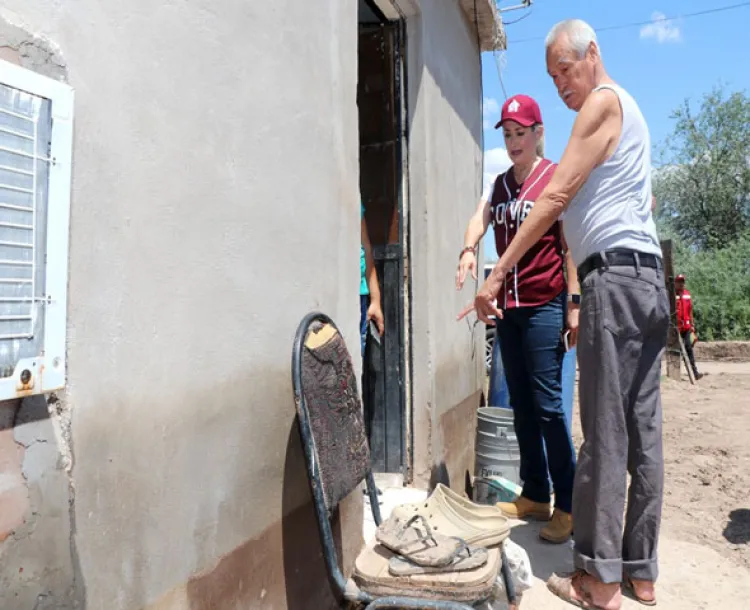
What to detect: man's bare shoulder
<box><xmin>570</xmin><ymin>87</ymin><xmax>622</xmax><ymax>142</ymax></box>
<box><xmin>580</xmin><ymin>87</ymin><xmax>621</xmax><ymax>123</ymax></box>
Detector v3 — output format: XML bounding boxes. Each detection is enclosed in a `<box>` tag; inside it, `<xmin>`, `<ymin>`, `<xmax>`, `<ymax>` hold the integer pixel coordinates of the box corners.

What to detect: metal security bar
<box><xmin>0</xmin><ymin>87</ymin><xmax>51</xmax><ymax>346</ymax></box>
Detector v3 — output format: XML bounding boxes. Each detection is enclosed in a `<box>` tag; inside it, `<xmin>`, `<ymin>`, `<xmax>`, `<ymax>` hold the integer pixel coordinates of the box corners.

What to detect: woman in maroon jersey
<box><xmin>456</xmin><ymin>94</ymin><xmax>579</xmax><ymax>544</ymax></box>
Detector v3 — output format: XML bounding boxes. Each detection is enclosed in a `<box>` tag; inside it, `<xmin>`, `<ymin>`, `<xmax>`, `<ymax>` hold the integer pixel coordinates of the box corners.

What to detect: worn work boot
<box><xmin>496</xmin><ymin>496</ymin><xmax>552</xmax><ymax>521</ymax></box>
<box><xmin>540</xmin><ymin>509</ymin><xmax>573</xmax><ymax>543</ymax></box>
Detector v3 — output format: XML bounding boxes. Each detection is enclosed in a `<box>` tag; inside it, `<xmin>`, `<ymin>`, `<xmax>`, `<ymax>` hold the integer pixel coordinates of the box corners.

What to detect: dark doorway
<box><xmin>357</xmin><ymin>1</ymin><xmax>409</xmax><ymax>476</ymax></box>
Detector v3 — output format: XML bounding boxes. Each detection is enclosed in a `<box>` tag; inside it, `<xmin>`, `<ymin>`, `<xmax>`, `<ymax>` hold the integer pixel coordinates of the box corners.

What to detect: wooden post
<box><xmin>661</xmin><ymin>239</ymin><xmax>682</xmax><ymax>380</ymax></box>
<box><xmin>678</xmin><ymin>330</ymin><xmax>696</xmax><ymax>385</ymax></box>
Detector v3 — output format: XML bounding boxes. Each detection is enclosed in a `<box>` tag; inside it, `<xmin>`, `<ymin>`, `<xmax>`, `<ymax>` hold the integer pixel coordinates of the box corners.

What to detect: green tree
<box><xmin>672</xmin><ymin>233</ymin><xmax>750</xmax><ymax>340</ymax></box>
<box><xmin>653</xmin><ymin>87</ymin><xmax>750</xmax><ymax>250</ymax></box>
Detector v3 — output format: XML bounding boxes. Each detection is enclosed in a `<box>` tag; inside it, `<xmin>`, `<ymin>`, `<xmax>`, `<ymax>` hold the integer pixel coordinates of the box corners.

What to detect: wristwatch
<box><xmin>568</xmin><ymin>294</ymin><xmax>581</xmax><ymax>305</ymax></box>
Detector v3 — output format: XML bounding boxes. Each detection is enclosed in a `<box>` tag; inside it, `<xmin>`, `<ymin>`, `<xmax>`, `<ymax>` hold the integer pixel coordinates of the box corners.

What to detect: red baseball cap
<box><xmin>676</xmin><ymin>274</ymin><xmax>686</xmax><ymax>281</ymax></box>
<box><xmin>495</xmin><ymin>94</ymin><xmax>543</xmax><ymax>129</ymax></box>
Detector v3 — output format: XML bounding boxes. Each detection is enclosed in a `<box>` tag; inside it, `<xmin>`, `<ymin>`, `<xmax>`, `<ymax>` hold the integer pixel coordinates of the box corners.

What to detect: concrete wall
<box><xmin>406</xmin><ymin>1</ymin><xmax>485</xmax><ymax>488</ymax></box>
<box><xmin>0</xmin><ymin>1</ymin><xmax>363</xmax><ymax>609</ymax></box>
<box><xmin>0</xmin><ymin>0</ymin><xmax>486</xmax><ymax>606</ymax></box>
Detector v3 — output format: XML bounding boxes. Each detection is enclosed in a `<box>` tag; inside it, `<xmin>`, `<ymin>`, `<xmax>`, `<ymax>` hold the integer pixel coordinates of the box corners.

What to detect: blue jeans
<box><xmin>496</xmin><ymin>291</ymin><xmax>576</xmax><ymax>513</ymax></box>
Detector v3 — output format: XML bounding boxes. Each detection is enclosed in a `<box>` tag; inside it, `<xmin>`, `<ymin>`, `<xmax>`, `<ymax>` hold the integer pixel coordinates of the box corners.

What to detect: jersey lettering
<box><xmin>488</xmin><ymin>159</ymin><xmax>563</xmax><ymax>309</ymax></box>
<box><xmin>492</xmin><ymin>199</ymin><xmax>535</xmax><ymax>227</ymax></box>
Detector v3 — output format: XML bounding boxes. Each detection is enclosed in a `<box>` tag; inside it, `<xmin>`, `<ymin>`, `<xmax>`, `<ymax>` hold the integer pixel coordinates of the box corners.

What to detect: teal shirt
<box><xmin>360</xmin><ymin>203</ymin><xmax>369</xmax><ymax>296</ymax></box>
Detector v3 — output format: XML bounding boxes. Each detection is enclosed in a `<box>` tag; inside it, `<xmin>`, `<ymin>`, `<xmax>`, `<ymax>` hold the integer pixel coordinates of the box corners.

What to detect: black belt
<box><xmin>578</xmin><ymin>249</ymin><xmax>662</xmax><ymax>283</ymax></box>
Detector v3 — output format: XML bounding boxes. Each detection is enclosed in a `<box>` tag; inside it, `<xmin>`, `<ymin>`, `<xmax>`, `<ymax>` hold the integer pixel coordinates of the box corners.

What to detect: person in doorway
<box><xmin>675</xmin><ymin>274</ymin><xmax>703</xmax><ymax>380</ymax></box>
<box><xmin>459</xmin><ymin>19</ymin><xmax>668</xmax><ymax>610</ymax></box>
<box><xmin>361</xmin><ymin>203</ymin><xmax>384</xmax><ymax>355</ymax></box>
<box><xmin>456</xmin><ymin>94</ymin><xmax>579</xmax><ymax>545</ymax></box>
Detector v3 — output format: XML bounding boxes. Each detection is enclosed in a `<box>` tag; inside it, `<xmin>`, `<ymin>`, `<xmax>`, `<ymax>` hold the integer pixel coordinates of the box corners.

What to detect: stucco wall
<box><xmin>407</xmin><ymin>0</ymin><xmax>484</xmax><ymax>486</ymax></box>
<box><xmin>0</xmin><ymin>1</ymin><xmax>362</xmax><ymax>608</ymax></box>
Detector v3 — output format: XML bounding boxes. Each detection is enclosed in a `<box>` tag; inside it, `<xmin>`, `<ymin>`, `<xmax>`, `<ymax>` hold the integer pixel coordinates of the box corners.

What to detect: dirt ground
<box><xmin>569</xmin><ymin>359</ymin><xmax>750</xmax><ymax>572</ymax></box>
<box><xmin>514</xmin><ymin>355</ymin><xmax>750</xmax><ymax>609</ymax></box>
<box><xmin>658</xmin><ymin>361</ymin><xmax>750</xmax><ymax>570</ymax></box>
<box><xmin>370</xmin><ymin>350</ymin><xmax>750</xmax><ymax>608</ymax></box>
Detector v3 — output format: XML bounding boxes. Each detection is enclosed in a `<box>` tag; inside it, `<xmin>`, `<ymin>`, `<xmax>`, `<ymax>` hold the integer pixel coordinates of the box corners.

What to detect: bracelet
<box><xmin>459</xmin><ymin>246</ymin><xmax>476</xmax><ymax>260</ymax></box>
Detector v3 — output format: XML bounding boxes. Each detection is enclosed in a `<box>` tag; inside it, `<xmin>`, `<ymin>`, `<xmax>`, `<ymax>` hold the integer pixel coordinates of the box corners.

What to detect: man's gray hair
<box><xmin>545</xmin><ymin>19</ymin><xmax>598</xmax><ymax>58</ymax></box>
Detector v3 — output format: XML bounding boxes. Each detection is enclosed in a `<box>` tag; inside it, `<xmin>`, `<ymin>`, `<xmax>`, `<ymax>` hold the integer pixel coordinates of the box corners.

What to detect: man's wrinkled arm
<box><xmin>491</xmin><ymin>89</ymin><xmax>622</xmax><ymax>281</ymax></box>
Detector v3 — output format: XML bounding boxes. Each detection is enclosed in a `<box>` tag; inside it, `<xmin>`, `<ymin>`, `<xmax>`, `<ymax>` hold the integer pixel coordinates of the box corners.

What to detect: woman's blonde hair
<box><xmin>532</xmin><ymin>124</ymin><xmax>545</xmax><ymax>157</ymax></box>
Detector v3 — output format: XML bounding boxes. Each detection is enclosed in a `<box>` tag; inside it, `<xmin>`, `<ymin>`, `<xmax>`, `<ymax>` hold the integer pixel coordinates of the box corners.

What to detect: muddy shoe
<box><xmin>540</xmin><ymin>509</ymin><xmax>573</xmax><ymax>543</ymax></box>
<box><xmin>496</xmin><ymin>496</ymin><xmax>552</xmax><ymax>521</ymax></box>
<box><xmin>376</xmin><ymin>514</ymin><xmax>462</xmax><ymax>567</ymax></box>
<box><xmin>388</xmin><ymin>543</ymin><xmax>488</xmax><ymax>576</ymax></box>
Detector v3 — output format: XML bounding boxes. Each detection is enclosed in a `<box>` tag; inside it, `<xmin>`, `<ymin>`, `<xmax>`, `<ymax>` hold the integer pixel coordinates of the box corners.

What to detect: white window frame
<box><xmin>0</xmin><ymin>59</ymin><xmax>74</xmax><ymax>399</ymax></box>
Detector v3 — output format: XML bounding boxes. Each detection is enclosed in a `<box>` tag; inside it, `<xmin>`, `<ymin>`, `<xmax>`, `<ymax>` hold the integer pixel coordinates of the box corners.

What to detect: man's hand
<box><xmin>456</xmin><ymin>251</ymin><xmax>478</xmax><ymax>290</ymax></box>
<box><xmin>457</xmin><ymin>265</ymin><xmax>505</xmax><ymax>324</ymax></box>
<box><xmin>367</xmin><ymin>300</ymin><xmax>385</xmax><ymax>335</ymax></box>
<box><xmin>567</xmin><ymin>303</ymin><xmax>580</xmax><ymax>348</ymax></box>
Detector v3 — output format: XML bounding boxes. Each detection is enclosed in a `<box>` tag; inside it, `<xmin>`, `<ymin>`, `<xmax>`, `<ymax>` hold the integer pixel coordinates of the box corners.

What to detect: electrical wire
<box><xmin>509</xmin><ymin>1</ymin><xmax>750</xmax><ymax>44</ymax></box>
<box><xmin>494</xmin><ymin>50</ymin><xmax>509</xmax><ymax>100</ymax></box>
<box><xmin>502</xmin><ymin>9</ymin><xmax>533</xmax><ymax>26</ymax></box>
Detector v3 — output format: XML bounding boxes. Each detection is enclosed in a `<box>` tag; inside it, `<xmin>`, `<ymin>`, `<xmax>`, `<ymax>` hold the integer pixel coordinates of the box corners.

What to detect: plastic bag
<box><xmin>477</xmin><ymin>539</ymin><xmax>534</xmax><ymax>609</ymax></box>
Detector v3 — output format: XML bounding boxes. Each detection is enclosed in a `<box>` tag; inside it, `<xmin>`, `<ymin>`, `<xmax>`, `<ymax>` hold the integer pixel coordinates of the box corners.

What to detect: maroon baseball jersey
<box><xmin>488</xmin><ymin>158</ymin><xmax>566</xmax><ymax>309</ymax></box>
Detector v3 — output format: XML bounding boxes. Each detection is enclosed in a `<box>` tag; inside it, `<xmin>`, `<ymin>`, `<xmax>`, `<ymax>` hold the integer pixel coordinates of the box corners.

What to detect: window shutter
<box><xmin>0</xmin><ymin>61</ymin><xmax>73</xmax><ymax>399</ymax></box>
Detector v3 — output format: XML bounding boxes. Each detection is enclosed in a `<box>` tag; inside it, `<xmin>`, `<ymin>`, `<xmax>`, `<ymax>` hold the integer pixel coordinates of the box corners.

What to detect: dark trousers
<box><xmin>680</xmin><ymin>330</ymin><xmax>699</xmax><ymax>376</ymax></box>
<box><xmin>360</xmin><ymin>294</ymin><xmax>369</xmax><ymax>356</ymax></box>
<box><xmin>496</xmin><ymin>292</ymin><xmax>576</xmax><ymax>514</ymax></box>
<box><xmin>574</xmin><ymin>265</ymin><xmax>669</xmax><ymax>584</ymax></box>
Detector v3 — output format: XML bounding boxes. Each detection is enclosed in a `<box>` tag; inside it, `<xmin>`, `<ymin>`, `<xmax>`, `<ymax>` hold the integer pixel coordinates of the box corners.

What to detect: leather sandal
<box><xmin>623</xmin><ymin>577</ymin><xmax>657</xmax><ymax>606</ymax></box>
<box><xmin>547</xmin><ymin>572</ymin><xmax>619</xmax><ymax>610</ymax></box>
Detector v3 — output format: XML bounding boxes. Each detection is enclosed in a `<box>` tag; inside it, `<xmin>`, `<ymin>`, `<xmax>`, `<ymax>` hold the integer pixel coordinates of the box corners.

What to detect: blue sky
<box><xmin>481</xmin><ymin>0</ymin><xmax>750</xmax><ymax>260</ymax></box>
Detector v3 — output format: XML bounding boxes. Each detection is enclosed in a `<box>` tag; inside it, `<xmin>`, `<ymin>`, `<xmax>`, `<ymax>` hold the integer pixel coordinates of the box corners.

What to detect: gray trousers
<box><xmin>574</xmin><ymin>263</ymin><xmax>669</xmax><ymax>584</ymax></box>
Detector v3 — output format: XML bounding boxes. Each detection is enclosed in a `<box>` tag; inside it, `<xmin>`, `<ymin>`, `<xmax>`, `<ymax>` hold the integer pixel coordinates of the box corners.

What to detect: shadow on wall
<box><xmin>723</xmin><ymin>509</ymin><xmax>750</xmax><ymax>545</ymax></box>
<box><xmin>181</xmin><ymin>417</ymin><xmax>344</xmax><ymax>610</ymax></box>
<box><xmin>419</xmin><ymin>1</ymin><xmax>483</xmax><ymax>148</ymax></box>
<box><xmin>429</xmin><ymin>461</ymin><xmax>477</xmax><ymax>505</ymax></box>
<box><xmin>281</xmin><ymin>418</ymin><xmax>344</xmax><ymax>609</ymax></box>
<box><xmin>430</xmin><ymin>462</ymin><xmax>450</xmax><ymax>489</ymax></box>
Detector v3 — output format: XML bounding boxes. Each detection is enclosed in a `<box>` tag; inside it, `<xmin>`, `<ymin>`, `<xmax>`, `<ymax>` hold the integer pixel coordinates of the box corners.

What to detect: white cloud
<box><xmin>483</xmin><ymin>97</ymin><xmax>500</xmax><ymax>129</ymax></box>
<box><xmin>640</xmin><ymin>12</ymin><xmax>681</xmax><ymax>43</ymax></box>
<box><xmin>483</xmin><ymin>147</ymin><xmax>512</xmax><ymax>195</ymax></box>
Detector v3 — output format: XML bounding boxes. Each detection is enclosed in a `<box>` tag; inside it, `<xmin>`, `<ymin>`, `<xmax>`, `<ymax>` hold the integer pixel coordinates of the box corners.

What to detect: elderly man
<box><xmin>459</xmin><ymin>19</ymin><xmax>667</xmax><ymax>610</ymax></box>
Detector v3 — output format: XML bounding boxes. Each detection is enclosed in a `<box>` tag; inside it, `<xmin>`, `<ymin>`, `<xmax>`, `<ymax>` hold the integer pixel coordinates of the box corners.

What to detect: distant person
<box><xmin>460</xmin><ymin>19</ymin><xmax>668</xmax><ymax>609</ymax></box>
<box><xmin>675</xmin><ymin>274</ymin><xmax>703</xmax><ymax>380</ymax></box>
<box><xmin>456</xmin><ymin>94</ymin><xmax>579</xmax><ymax>545</ymax></box>
<box><xmin>361</xmin><ymin>203</ymin><xmax>384</xmax><ymax>354</ymax></box>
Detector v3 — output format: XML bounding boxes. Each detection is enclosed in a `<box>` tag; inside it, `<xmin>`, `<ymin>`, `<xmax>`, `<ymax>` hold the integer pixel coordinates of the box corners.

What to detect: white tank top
<box><xmin>563</xmin><ymin>84</ymin><xmax>661</xmax><ymax>267</ymax></box>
